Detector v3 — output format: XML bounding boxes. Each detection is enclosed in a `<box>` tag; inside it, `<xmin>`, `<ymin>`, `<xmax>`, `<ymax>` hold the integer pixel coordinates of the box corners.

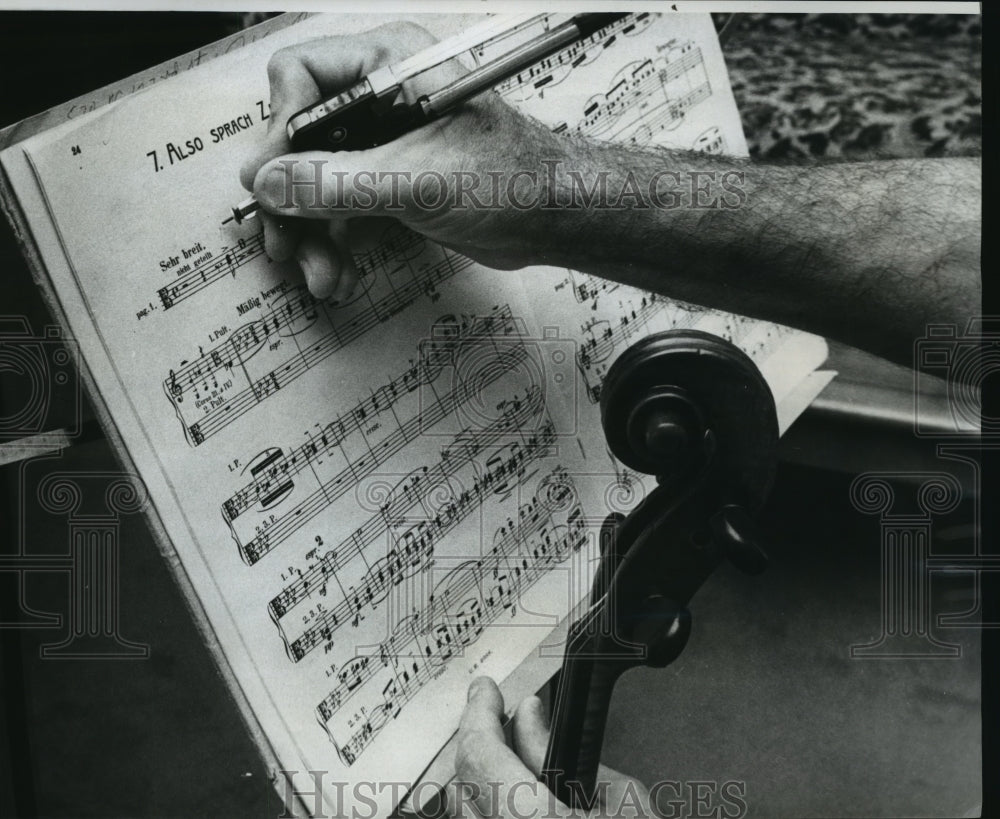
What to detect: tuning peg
<box><xmin>710</xmin><ymin>505</ymin><xmax>769</xmax><ymax>575</ymax></box>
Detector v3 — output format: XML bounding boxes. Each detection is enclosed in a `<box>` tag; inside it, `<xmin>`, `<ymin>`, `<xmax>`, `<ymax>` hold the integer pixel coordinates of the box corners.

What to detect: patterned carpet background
<box><xmin>721</xmin><ymin>13</ymin><xmax>981</xmax><ymax>159</ymax></box>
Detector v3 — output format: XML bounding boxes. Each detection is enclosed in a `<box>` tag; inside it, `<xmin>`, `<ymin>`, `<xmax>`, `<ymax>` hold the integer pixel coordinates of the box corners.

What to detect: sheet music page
<box><xmin>10</xmin><ymin>12</ymin><xmax>828</xmax><ymax>817</ymax></box>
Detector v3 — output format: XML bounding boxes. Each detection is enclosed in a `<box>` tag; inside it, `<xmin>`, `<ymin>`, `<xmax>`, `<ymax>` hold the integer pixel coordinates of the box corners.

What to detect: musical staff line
<box><xmin>232</xmin><ymin>370</ymin><xmax>543</xmax><ymax>566</ymax></box>
<box><xmin>554</xmin><ymin>44</ymin><xmax>710</xmax><ymax>145</ymax></box>
<box><xmin>267</xmin><ymin>383</ymin><xmax>542</xmax><ymax>620</ymax></box>
<box><xmin>157</xmin><ymin>231</ymin><xmax>265</xmax><ymax>310</ymax></box>
<box><xmin>277</xmin><ymin>419</ymin><xmax>556</xmax><ymax>662</ymax></box>
<box><xmin>314</xmin><ymin>467</ymin><xmax>586</xmax><ymax>765</ymax></box>
<box><xmin>576</xmin><ymin>294</ymin><xmax>796</xmax><ymax>404</ymax></box>
<box><xmin>162</xmin><ymin>231</ymin><xmax>426</xmax><ymax>395</ymax></box>
<box><xmin>576</xmin><ymin>292</ymin><xmax>672</xmax><ymax>395</ymax></box>
<box><xmin>222</xmin><ymin>306</ymin><xmax>517</xmax><ymax>523</ymax></box>
<box><xmin>494</xmin><ymin>12</ymin><xmax>654</xmax><ymax>102</ymax></box>
<box><xmin>155</xmin><ymin>223</ymin><xmax>426</xmax><ymax>312</ymax></box>
<box><xmin>165</xmin><ymin>244</ymin><xmax>475</xmax><ymax>447</ymax></box>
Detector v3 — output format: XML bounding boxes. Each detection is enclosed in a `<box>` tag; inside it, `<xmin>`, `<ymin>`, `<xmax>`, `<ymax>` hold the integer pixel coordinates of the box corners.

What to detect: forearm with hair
<box><xmin>531</xmin><ymin>140</ymin><xmax>981</xmax><ymax>368</ymax></box>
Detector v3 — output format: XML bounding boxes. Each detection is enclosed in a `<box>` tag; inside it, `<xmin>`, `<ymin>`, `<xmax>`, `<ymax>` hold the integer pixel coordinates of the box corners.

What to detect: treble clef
<box><xmin>168</xmin><ymin>368</ymin><xmax>182</xmax><ymax>402</ymax></box>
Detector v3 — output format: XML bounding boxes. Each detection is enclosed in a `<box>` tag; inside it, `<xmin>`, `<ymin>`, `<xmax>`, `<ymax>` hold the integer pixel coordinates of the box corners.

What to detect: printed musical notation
<box><xmin>313</xmin><ymin>465</ymin><xmax>587</xmax><ymax>766</ymax></box>
<box><xmin>576</xmin><ymin>291</ymin><xmax>674</xmax><ymax>403</ymax></box>
<box><xmin>693</xmin><ymin>125</ymin><xmax>726</xmax><ymax>155</ymax></box>
<box><xmin>493</xmin><ymin>12</ymin><xmax>654</xmax><ymax>104</ymax></box>
<box><xmin>157</xmin><ymin>231</ymin><xmax>265</xmax><ymax>310</ymax></box>
<box><xmin>555</xmin><ymin>270</ymin><xmax>621</xmax><ymax>310</ymax></box>
<box><xmin>555</xmin><ymin>42</ymin><xmax>711</xmax><ymax>145</ymax></box>
<box><xmin>163</xmin><ymin>231</ymin><xmax>473</xmax><ymax>447</ymax></box>
<box><xmin>155</xmin><ymin>224</ymin><xmax>428</xmax><ymax>313</ymax></box>
<box><xmin>271</xmin><ymin>406</ymin><xmax>556</xmax><ymax>663</ymax></box>
<box><xmin>223</xmin><ymin>306</ymin><xmax>559</xmax><ymax>566</ymax></box>
<box><xmin>221</xmin><ymin>307</ymin><xmax>515</xmax><ymax>521</ymax></box>
<box><xmin>571</xmin><ymin>281</ymin><xmax>802</xmax><ymax>404</ymax></box>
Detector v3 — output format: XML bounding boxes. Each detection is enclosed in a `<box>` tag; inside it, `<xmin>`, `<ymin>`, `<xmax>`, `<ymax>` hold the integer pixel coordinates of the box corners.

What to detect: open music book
<box><xmin>0</xmin><ymin>12</ymin><xmax>831</xmax><ymax>816</ymax></box>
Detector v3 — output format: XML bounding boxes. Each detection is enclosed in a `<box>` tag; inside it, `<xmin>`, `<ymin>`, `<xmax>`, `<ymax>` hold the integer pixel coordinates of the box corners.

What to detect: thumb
<box><xmin>455</xmin><ymin>679</ymin><xmax>569</xmax><ymax>819</ymax></box>
<box><xmin>512</xmin><ymin>696</ymin><xmax>549</xmax><ymax>777</ymax></box>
